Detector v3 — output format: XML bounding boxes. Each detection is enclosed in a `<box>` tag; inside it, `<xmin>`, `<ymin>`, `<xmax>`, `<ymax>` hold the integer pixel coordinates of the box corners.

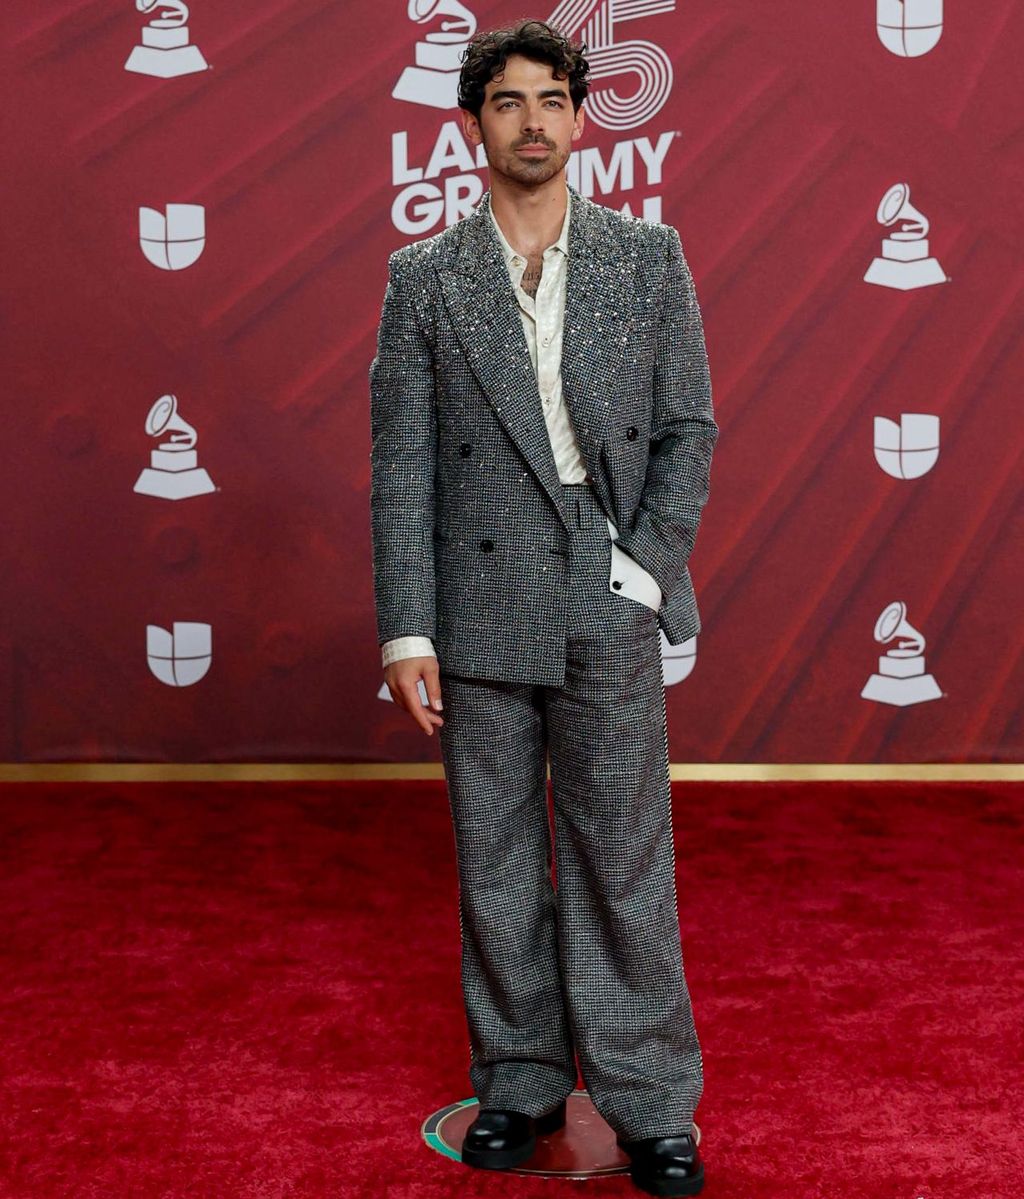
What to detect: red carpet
<box><xmin>0</xmin><ymin>779</ymin><xmax>1020</xmax><ymax>1198</ymax></box>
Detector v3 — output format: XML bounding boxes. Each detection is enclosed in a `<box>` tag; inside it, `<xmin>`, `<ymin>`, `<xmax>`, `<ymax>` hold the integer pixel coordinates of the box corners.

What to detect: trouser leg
<box><xmin>437</xmin><ymin>672</ymin><xmax>577</xmax><ymax>1115</ymax></box>
<box><xmin>544</xmin><ymin>484</ymin><xmax>704</xmax><ymax>1139</ymax></box>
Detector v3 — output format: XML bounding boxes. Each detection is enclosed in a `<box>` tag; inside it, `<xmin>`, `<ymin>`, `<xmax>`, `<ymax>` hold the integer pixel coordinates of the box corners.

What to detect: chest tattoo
<box><xmin>520</xmin><ymin>256</ymin><xmax>543</xmax><ymax>299</ymax></box>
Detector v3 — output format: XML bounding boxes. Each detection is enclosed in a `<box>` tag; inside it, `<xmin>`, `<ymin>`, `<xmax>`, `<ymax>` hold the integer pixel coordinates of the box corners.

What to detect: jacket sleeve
<box><xmin>368</xmin><ymin>250</ymin><xmax>438</xmax><ymax>645</ymax></box>
<box><xmin>611</xmin><ymin>226</ymin><xmax>718</xmax><ymax>600</ymax></box>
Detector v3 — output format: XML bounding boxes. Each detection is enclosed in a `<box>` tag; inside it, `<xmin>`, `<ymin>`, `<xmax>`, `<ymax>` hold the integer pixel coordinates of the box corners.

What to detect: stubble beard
<box><xmin>483</xmin><ymin>136</ymin><xmax>571</xmax><ymax>189</ymax></box>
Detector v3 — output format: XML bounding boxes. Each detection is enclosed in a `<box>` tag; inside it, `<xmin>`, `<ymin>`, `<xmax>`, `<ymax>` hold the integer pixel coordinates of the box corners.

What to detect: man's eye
<box><xmin>496</xmin><ymin>100</ymin><xmax>563</xmax><ymax>109</ymax></box>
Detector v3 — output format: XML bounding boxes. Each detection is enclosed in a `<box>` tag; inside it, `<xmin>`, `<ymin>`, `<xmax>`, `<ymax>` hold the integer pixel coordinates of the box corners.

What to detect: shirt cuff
<box><xmin>605</xmin><ymin>516</ymin><xmax>664</xmax><ymax>611</ymax></box>
<box><xmin>381</xmin><ymin>636</ymin><xmax>437</xmax><ymax>668</ymax></box>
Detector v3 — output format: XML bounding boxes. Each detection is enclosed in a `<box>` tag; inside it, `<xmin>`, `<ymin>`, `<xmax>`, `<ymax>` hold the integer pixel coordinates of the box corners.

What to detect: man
<box><xmin>368</xmin><ymin>19</ymin><xmax>717</xmax><ymax>1197</ymax></box>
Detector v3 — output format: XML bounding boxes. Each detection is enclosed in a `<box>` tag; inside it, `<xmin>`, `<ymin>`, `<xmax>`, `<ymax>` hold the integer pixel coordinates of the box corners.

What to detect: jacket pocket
<box><xmin>605</xmin><ymin>516</ymin><xmax>662</xmax><ymax>612</ymax></box>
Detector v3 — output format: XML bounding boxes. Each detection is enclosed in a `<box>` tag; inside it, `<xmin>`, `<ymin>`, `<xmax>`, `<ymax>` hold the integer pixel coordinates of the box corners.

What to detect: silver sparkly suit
<box><xmin>368</xmin><ymin>183</ymin><xmax>717</xmax><ymax>1139</ymax></box>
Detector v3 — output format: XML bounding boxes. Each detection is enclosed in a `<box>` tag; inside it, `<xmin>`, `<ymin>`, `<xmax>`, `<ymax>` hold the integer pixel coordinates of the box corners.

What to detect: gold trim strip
<box><xmin>0</xmin><ymin>763</ymin><xmax>1021</xmax><ymax>782</ymax></box>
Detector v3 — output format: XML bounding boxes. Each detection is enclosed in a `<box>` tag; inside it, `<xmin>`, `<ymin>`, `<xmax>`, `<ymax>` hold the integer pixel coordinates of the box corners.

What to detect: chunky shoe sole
<box><xmin>616</xmin><ymin>1134</ymin><xmax>705</xmax><ymax>1197</ymax></box>
<box><xmin>627</xmin><ymin>1160</ymin><xmax>705</xmax><ymax>1196</ymax></box>
<box><xmin>460</xmin><ymin>1100</ymin><xmax>567</xmax><ymax>1170</ymax></box>
<box><xmin>461</xmin><ymin>1135</ymin><xmax>536</xmax><ymax>1170</ymax></box>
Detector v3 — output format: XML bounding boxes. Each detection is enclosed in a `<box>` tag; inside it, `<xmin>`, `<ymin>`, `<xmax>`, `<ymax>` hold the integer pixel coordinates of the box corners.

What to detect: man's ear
<box><xmin>572</xmin><ymin>102</ymin><xmax>586</xmax><ymax>142</ymax></box>
<box><xmin>461</xmin><ymin>109</ymin><xmax>483</xmax><ymax>149</ymax></box>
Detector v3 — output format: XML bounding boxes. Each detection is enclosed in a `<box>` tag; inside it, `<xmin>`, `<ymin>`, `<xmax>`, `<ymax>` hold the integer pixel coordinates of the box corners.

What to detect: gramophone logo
<box><xmin>392</xmin><ymin>0</ymin><xmax>477</xmax><ymax>110</ymax></box>
<box><xmin>874</xmin><ymin>413</ymin><xmax>940</xmax><ymax>479</ymax></box>
<box><xmin>864</xmin><ymin>183</ymin><xmax>946</xmax><ymax>290</ymax></box>
<box><xmin>139</xmin><ymin>203</ymin><xmax>205</xmax><ymax>270</ymax></box>
<box><xmin>134</xmin><ymin>394</ymin><xmax>216</xmax><ymax>500</ymax></box>
<box><xmin>861</xmin><ymin>601</ymin><xmax>942</xmax><ymax>706</ymax></box>
<box><xmin>125</xmin><ymin>0</ymin><xmax>209</xmax><ymax>78</ymax></box>
<box><xmin>147</xmin><ymin>622</ymin><xmax>212</xmax><ymax>687</ymax></box>
<box><xmin>661</xmin><ymin>634</ymin><xmax>697</xmax><ymax>686</ymax></box>
<box><xmin>877</xmin><ymin>0</ymin><xmax>943</xmax><ymax>58</ymax></box>
<box><xmin>394</xmin><ymin>0</ymin><xmax>677</xmax><ymax>129</ymax></box>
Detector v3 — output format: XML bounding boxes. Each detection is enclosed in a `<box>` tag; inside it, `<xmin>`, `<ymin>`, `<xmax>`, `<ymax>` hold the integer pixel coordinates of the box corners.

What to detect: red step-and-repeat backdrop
<box><xmin>2</xmin><ymin>1</ymin><xmax>1022</xmax><ymax>764</ymax></box>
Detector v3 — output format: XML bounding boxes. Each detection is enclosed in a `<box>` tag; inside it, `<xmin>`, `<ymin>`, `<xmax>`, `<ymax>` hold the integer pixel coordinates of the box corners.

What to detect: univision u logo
<box><xmin>877</xmin><ymin>1</ymin><xmax>943</xmax><ymax>58</ymax></box>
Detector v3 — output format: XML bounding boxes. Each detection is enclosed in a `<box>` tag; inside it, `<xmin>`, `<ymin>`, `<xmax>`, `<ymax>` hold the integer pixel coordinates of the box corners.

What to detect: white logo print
<box><xmin>861</xmin><ymin>601</ymin><xmax>942</xmax><ymax>706</ymax></box>
<box><xmin>378</xmin><ymin>678</ymin><xmax>431</xmax><ymax>705</ymax></box>
<box><xmin>661</xmin><ymin>635</ymin><xmax>697</xmax><ymax>686</ymax></box>
<box><xmin>147</xmin><ymin>622</ymin><xmax>212</xmax><ymax>686</ymax></box>
<box><xmin>392</xmin><ymin>0</ymin><xmax>477</xmax><ymax>110</ymax></box>
<box><xmin>877</xmin><ymin>0</ymin><xmax>943</xmax><ymax>58</ymax></box>
<box><xmin>393</xmin><ymin>0</ymin><xmax>677</xmax><ymax>130</ymax></box>
<box><xmin>134</xmin><ymin>394</ymin><xmax>216</xmax><ymax>500</ymax></box>
<box><xmin>139</xmin><ymin>203</ymin><xmax>205</xmax><ymax>270</ymax></box>
<box><xmin>874</xmin><ymin>413</ymin><xmax>940</xmax><ymax>479</ymax></box>
<box><xmin>125</xmin><ymin>0</ymin><xmax>209</xmax><ymax>78</ymax></box>
<box><xmin>548</xmin><ymin>0</ymin><xmax>676</xmax><ymax>131</ymax></box>
<box><xmin>864</xmin><ymin>183</ymin><xmax>946</xmax><ymax>290</ymax></box>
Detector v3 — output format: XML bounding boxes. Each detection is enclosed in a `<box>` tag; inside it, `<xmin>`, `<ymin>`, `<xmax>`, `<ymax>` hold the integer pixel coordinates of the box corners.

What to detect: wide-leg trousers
<box><xmin>436</xmin><ymin>480</ymin><xmax>703</xmax><ymax>1141</ymax></box>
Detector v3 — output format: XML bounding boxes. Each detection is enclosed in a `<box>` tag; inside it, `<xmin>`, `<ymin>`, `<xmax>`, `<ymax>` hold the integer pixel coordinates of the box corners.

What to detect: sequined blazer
<box><xmin>368</xmin><ymin>182</ymin><xmax>718</xmax><ymax>688</ymax></box>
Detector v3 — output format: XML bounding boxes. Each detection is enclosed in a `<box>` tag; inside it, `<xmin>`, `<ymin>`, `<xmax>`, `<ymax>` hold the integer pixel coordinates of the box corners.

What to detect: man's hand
<box><xmin>384</xmin><ymin>655</ymin><xmax>444</xmax><ymax>736</ymax></box>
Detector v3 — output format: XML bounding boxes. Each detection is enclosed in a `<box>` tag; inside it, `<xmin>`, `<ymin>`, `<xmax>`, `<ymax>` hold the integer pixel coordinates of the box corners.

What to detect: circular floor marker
<box><xmin>422</xmin><ymin>1088</ymin><xmax>701</xmax><ymax>1179</ymax></box>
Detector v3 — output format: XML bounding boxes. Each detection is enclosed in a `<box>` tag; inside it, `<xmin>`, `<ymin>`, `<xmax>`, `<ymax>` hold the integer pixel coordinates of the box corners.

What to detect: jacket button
<box><xmin>480</xmin><ymin>539</ymin><xmax>494</xmax><ymax>552</ymax></box>
<box><xmin>459</xmin><ymin>443</ymin><xmax>472</xmax><ymax>457</ymax></box>
<box><xmin>612</xmin><ymin>579</ymin><xmax>622</xmax><ymax>589</ymax></box>
<box><xmin>626</xmin><ymin>426</ymin><xmax>638</xmax><ymax>441</ymax></box>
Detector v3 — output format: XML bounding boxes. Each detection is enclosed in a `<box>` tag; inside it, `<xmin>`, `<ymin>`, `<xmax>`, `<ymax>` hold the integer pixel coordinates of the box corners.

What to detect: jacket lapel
<box><xmin>435</xmin><ymin>184</ymin><xmax>633</xmax><ymax>535</ymax></box>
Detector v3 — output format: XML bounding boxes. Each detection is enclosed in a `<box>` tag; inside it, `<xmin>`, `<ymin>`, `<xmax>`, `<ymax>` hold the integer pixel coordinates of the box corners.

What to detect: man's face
<box><xmin>463</xmin><ymin>53</ymin><xmax>585</xmax><ymax>187</ymax></box>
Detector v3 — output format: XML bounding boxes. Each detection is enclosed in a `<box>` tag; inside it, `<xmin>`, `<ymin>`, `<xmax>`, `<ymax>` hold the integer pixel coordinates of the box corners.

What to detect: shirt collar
<box><xmin>489</xmin><ymin>187</ymin><xmax>571</xmax><ymax>265</ymax></box>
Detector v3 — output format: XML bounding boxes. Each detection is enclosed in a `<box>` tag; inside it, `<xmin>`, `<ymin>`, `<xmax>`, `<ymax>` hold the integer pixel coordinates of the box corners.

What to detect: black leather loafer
<box><xmin>461</xmin><ymin>1099</ymin><xmax>567</xmax><ymax>1170</ymax></box>
<box><xmin>616</xmin><ymin>1132</ymin><xmax>704</xmax><ymax>1196</ymax></box>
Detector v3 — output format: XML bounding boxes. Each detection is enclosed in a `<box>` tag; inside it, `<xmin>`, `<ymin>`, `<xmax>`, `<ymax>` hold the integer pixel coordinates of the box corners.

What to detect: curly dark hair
<box><xmin>457</xmin><ymin>18</ymin><xmax>590</xmax><ymax>119</ymax></box>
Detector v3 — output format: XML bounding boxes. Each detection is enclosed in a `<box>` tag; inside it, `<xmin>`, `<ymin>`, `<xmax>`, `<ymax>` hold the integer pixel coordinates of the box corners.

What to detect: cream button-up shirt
<box><xmin>380</xmin><ymin>190</ymin><xmax>661</xmax><ymax>669</ymax></box>
<box><xmin>491</xmin><ymin>187</ymin><xmax>588</xmax><ymax>484</ymax></box>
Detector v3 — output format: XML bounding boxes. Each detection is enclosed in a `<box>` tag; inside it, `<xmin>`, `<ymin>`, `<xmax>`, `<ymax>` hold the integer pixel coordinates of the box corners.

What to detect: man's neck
<box><xmin>489</xmin><ymin>175</ymin><xmax>569</xmax><ymax>258</ymax></box>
